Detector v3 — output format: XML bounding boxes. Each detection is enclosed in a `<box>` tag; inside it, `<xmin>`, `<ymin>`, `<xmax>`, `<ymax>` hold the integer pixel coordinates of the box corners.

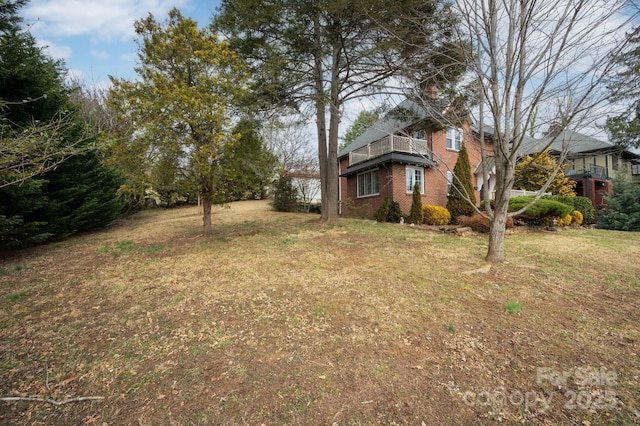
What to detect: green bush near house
<box><xmin>508</xmin><ymin>196</ymin><xmax>573</xmax><ymax>226</ymax></box>
<box><xmin>407</xmin><ymin>183</ymin><xmax>423</xmax><ymax>224</ymax></box>
<box><xmin>387</xmin><ymin>201</ymin><xmax>403</xmax><ymax>223</ymax></box>
<box><xmin>272</xmin><ymin>175</ymin><xmax>298</xmax><ymax>212</ymax></box>
<box><xmin>373</xmin><ymin>198</ymin><xmax>404</xmax><ymax>223</ymax></box>
<box><xmin>509</xmin><ymin>196</ymin><xmax>573</xmax><ymax>217</ymax></box>
<box><xmin>571</xmin><ymin>196</ymin><xmax>595</xmax><ymax>224</ymax></box>
<box><xmin>374</xmin><ymin>197</ymin><xmax>390</xmax><ymax>222</ymax></box>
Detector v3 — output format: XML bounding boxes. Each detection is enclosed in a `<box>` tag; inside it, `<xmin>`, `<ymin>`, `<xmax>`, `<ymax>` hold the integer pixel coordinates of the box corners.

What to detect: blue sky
<box><xmin>21</xmin><ymin>0</ymin><xmax>221</xmax><ymax>87</ymax></box>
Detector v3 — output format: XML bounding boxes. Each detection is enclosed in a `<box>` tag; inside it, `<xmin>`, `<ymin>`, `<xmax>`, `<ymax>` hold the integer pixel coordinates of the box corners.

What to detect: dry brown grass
<box><xmin>1</xmin><ymin>200</ymin><xmax>638</xmax><ymax>425</ymax></box>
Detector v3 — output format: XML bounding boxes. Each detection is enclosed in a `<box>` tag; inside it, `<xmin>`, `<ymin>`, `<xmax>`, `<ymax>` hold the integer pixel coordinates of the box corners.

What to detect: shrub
<box><xmin>407</xmin><ymin>183</ymin><xmax>423</xmax><ymax>224</ymax></box>
<box><xmin>460</xmin><ymin>213</ymin><xmax>513</xmax><ymax>233</ymax></box>
<box><xmin>514</xmin><ymin>149</ymin><xmax>576</xmax><ymax>196</ymax></box>
<box><xmin>572</xmin><ymin>196</ymin><xmax>595</xmax><ymax>224</ymax></box>
<box><xmin>509</xmin><ymin>196</ymin><xmax>573</xmax><ymax>223</ymax></box>
<box><xmin>374</xmin><ymin>197</ymin><xmax>390</xmax><ymax>222</ymax></box>
<box><xmin>571</xmin><ymin>210</ymin><xmax>583</xmax><ymax>226</ymax></box>
<box><xmin>423</xmin><ymin>205</ymin><xmax>451</xmax><ymax>225</ymax></box>
<box><xmin>557</xmin><ymin>214</ymin><xmax>572</xmax><ymax>227</ymax></box>
<box><xmin>387</xmin><ymin>201</ymin><xmax>403</xmax><ymax>223</ymax></box>
<box><xmin>272</xmin><ymin>175</ymin><xmax>298</xmax><ymax>212</ymax></box>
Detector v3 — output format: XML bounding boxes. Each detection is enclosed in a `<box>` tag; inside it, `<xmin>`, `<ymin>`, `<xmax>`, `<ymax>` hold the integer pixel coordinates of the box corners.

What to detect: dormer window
<box><xmin>446</xmin><ymin>128</ymin><xmax>462</xmax><ymax>151</ymax></box>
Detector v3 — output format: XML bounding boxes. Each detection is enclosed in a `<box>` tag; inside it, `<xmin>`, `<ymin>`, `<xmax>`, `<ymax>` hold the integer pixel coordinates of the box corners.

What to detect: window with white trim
<box><xmin>406</xmin><ymin>166</ymin><xmax>424</xmax><ymax>193</ymax></box>
<box><xmin>446</xmin><ymin>128</ymin><xmax>462</xmax><ymax>151</ymax></box>
<box><xmin>357</xmin><ymin>170</ymin><xmax>379</xmax><ymax>197</ymax></box>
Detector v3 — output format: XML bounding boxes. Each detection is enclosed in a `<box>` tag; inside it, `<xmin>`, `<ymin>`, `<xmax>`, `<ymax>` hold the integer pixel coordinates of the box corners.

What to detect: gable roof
<box><xmin>518</xmin><ymin>129</ymin><xmax>614</xmax><ymax>156</ymax></box>
<box><xmin>338</xmin><ymin>98</ymin><xmax>446</xmax><ymax>158</ymax></box>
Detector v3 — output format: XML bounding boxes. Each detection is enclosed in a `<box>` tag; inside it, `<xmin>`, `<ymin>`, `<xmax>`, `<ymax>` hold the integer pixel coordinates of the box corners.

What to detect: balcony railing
<box><xmin>348</xmin><ymin>135</ymin><xmax>432</xmax><ymax>166</ymax></box>
<box><xmin>567</xmin><ymin>164</ymin><xmax>608</xmax><ymax>179</ymax></box>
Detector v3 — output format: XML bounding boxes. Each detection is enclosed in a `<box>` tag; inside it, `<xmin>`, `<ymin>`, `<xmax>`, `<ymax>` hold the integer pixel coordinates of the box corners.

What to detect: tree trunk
<box><xmin>316</xmin><ymin>103</ymin><xmax>330</xmax><ymax>221</ymax></box>
<box><xmin>486</xmin><ymin>193</ymin><xmax>508</xmax><ymax>263</ymax></box>
<box><xmin>324</xmin><ymin>104</ymin><xmax>339</xmax><ymax>222</ymax></box>
<box><xmin>311</xmin><ymin>15</ymin><xmax>331</xmax><ymax>223</ymax></box>
<box><xmin>202</xmin><ymin>196</ymin><xmax>213</xmax><ymax>236</ymax></box>
<box><xmin>485</xmin><ymin>154</ymin><xmax>514</xmax><ymax>263</ymax></box>
<box><xmin>324</xmin><ymin>43</ymin><xmax>342</xmax><ymax>222</ymax></box>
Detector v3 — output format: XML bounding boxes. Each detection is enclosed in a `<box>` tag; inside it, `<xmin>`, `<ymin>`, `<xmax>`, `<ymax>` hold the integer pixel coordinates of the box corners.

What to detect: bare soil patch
<box><xmin>1</xmin><ymin>200</ymin><xmax>638</xmax><ymax>425</ymax></box>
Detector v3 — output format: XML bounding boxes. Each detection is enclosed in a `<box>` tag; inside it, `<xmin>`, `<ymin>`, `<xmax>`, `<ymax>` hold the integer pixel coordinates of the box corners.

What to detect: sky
<box><xmin>20</xmin><ymin>0</ymin><xmax>222</xmax><ymax>88</ymax></box>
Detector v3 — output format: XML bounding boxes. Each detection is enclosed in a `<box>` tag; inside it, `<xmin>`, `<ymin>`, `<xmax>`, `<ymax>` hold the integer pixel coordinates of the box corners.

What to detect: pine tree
<box><xmin>596</xmin><ymin>174</ymin><xmax>640</xmax><ymax>231</ymax></box>
<box><xmin>0</xmin><ymin>1</ymin><xmax>123</xmax><ymax>249</ymax></box>
<box><xmin>446</xmin><ymin>142</ymin><xmax>476</xmax><ymax>223</ymax></box>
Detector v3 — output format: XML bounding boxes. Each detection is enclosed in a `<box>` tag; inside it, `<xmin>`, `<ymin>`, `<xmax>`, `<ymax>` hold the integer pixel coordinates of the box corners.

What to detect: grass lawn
<box><xmin>1</xmin><ymin>200</ymin><xmax>638</xmax><ymax>425</ymax></box>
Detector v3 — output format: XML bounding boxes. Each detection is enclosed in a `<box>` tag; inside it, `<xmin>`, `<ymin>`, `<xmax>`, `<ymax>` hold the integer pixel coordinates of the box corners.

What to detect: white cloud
<box><xmin>35</xmin><ymin>38</ymin><xmax>72</xmax><ymax>60</ymax></box>
<box><xmin>23</xmin><ymin>0</ymin><xmax>190</xmax><ymax>42</ymax></box>
<box><xmin>90</xmin><ymin>50</ymin><xmax>110</xmax><ymax>60</ymax></box>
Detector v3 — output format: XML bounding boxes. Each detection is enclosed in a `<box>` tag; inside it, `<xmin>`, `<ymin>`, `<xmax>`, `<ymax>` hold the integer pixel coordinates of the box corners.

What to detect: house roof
<box><xmin>517</xmin><ymin>129</ymin><xmax>615</xmax><ymax>156</ymax></box>
<box><xmin>338</xmin><ymin>98</ymin><xmax>446</xmax><ymax>158</ymax></box>
<box><xmin>474</xmin><ymin>155</ymin><xmax>495</xmax><ymax>175</ymax></box>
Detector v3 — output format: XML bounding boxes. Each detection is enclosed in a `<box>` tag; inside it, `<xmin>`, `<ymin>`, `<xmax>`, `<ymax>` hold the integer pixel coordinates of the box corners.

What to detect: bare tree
<box><xmin>403</xmin><ymin>0</ymin><xmax>633</xmax><ymax>262</ymax></box>
<box><xmin>68</xmin><ymin>77</ymin><xmax>117</xmax><ymax>137</ymax></box>
<box><xmin>261</xmin><ymin>117</ymin><xmax>317</xmax><ymax>175</ymax></box>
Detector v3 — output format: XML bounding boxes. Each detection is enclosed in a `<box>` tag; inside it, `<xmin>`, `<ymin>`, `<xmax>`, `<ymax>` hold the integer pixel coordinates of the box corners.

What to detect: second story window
<box><xmin>446</xmin><ymin>128</ymin><xmax>462</xmax><ymax>151</ymax></box>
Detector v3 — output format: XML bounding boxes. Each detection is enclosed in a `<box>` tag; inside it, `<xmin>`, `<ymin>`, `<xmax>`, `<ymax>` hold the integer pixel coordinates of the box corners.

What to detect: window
<box><xmin>633</xmin><ymin>163</ymin><xmax>640</xmax><ymax>175</ymax></box>
<box><xmin>446</xmin><ymin>128</ymin><xmax>462</xmax><ymax>151</ymax></box>
<box><xmin>357</xmin><ymin>170</ymin><xmax>379</xmax><ymax>197</ymax></box>
<box><xmin>406</xmin><ymin>166</ymin><xmax>424</xmax><ymax>193</ymax></box>
<box><xmin>447</xmin><ymin>171</ymin><xmax>453</xmax><ymax>195</ymax></box>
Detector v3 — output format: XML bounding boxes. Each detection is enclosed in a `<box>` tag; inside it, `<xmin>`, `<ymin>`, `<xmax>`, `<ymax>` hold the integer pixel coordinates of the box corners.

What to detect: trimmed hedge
<box><xmin>508</xmin><ymin>196</ymin><xmax>573</xmax><ymax>219</ymax></box>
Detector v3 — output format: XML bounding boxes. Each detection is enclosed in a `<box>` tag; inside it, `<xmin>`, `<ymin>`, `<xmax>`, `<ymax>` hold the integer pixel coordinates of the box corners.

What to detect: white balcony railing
<box><xmin>348</xmin><ymin>135</ymin><xmax>432</xmax><ymax>166</ymax></box>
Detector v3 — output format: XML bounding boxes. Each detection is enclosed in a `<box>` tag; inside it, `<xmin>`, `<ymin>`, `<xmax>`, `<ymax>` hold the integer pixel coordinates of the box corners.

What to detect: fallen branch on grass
<box><xmin>0</xmin><ymin>396</ymin><xmax>104</xmax><ymax>406</ymax></box>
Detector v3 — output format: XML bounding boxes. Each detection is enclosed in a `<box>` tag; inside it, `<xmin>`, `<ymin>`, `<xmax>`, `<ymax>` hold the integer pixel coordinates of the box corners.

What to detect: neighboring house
<box><xmin>338</xmin><ymin>99</ymin><xmax>493</xmax><ymax>218</ymax></box>
<box><xmin>290</xmin><ymin>171</ymin><xmax>321</xmax><ymax>212</ymax></box>
<box><xmin>518</xmin><ymin>127</ymin><xmax>640</xmax><ymax>208</ymax></box>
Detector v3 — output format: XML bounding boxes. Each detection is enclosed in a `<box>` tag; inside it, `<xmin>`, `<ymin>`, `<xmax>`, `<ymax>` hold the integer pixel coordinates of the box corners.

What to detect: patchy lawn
<box><xmin>1</xmin><ymin>200</ymin><xmax>638</xmax><ymax>425</ymax></box>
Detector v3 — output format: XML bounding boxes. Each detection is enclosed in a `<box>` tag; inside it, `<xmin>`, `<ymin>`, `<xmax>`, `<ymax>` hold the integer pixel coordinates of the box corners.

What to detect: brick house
<box><xmin>518</xmin><ymin>127</ymin><xmax>640</xmax><ymax>208</ymax></box>
<box><xmin>338</xmin><ymin>99</ymin><xmax>493</xmax><ymax>218</ymax></box>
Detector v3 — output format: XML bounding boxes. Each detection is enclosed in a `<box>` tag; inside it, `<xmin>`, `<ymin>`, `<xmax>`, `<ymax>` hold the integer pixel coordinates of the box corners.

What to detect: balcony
<box><xmin>567</xmin><ymin>164</ymin><xmax>608</xmax><ymax>179</ymax></box>
<box><xmin>348</xmin><ymin>135</ymin><xmax>432</xmax><ymax>167</ymax></box>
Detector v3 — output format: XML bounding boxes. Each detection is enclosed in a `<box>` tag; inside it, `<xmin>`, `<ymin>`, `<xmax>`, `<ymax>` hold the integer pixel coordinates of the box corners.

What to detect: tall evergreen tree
<box><xmin>446</xmin><ymin>142</ymin><xmax>476</xmax><ymax>223</ymax></box>
<box><xmin>606</xmin><ymin>26</ymin><xmax>640</xmax><ymax>149</ymax></box>
<box><xmin>219</xmin><ymin>118</ymin><xmax>278</xmax><ymax>201</ymax></box>
<box><xmin>0</xmin><ymin>0</ymin><xmax>123</xmax><ymax>249</ymax></box>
